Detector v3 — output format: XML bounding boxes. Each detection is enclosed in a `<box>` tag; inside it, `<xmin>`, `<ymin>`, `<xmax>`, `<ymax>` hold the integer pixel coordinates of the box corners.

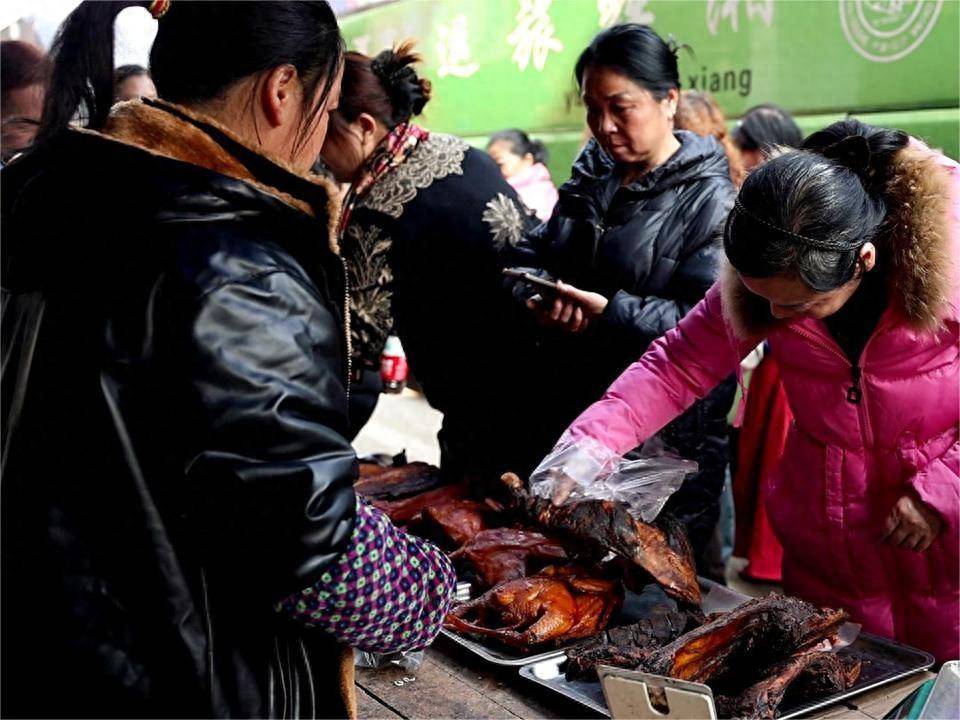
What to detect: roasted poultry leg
<box><xmin>500</xmin><ymin>472</ymin><xmax>701</xmax><ymax>606</ymax></box>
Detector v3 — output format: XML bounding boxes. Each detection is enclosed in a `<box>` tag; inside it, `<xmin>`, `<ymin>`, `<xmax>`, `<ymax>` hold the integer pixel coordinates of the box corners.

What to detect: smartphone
<box><xmin>502</xmin><ymin>268</ymin><xmax>560</xmax><ymax>295</ymax></box>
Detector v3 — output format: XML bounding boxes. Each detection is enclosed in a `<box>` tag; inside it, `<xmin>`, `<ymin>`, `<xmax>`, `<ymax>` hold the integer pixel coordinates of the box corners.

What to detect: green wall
<box><xmin>341</xmin><ymin>0</ymin><xmax>960</xmax><ymax>177</ymax></box>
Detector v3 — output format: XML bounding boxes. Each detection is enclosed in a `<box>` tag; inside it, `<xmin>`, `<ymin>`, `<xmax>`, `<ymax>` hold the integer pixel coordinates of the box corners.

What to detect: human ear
<box><xmin>662</xmin><ymin>88</ymin><xmax>680</xmax><ymax>119</ymax></box>
<box><xmin>260</xmin><ymin>64</ymin><xmax>299</xmax><ymax>128</ymax></box>
<box><xmin>860</xmin><ymin>242</ymin><xmax>877</xmax><ymax>272</ymax></box>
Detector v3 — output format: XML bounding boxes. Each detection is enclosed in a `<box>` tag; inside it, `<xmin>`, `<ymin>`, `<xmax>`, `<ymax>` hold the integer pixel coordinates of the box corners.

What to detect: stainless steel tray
<box><xmin>518</xmin><ymin>632</ymin><xmax>935</xmax><ymax>718</ymax></box>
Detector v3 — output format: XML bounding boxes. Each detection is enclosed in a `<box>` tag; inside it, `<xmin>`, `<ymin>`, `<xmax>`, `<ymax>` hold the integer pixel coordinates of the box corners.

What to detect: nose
<box><xmin>600</xmin><ymin>112</ymin><xmax>617</xmax><ymax>136</ymax></box>
<box><xmin>769</xmin><ymin>303</ymin><xmax>796</xmax><ymax>320</ymax></box>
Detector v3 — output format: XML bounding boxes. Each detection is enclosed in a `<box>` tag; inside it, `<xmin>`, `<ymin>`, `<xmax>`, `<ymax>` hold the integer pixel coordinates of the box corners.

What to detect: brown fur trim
<box><xmin>720</xmin><ymin>259</ymin><xmax>777</xmax><ymax>339</ymax></box>
<box><xmin>78</xmin><ymin>100</ymin><xmax>342</xmax><ymax>255</ymax></box>
<box><xmin>723</xmin><ymin>143</ymin><xmax>955</xmax><ymax>335</ymax></box>
<box><xmin>880</xmin><ymin>143</ymin><xmax>953</xmax><ymax>331</ymax></box>
<box><xmin>336</xmin><ymin>642</ymin><xmax>358</xmax><ymax>720</ymax></box>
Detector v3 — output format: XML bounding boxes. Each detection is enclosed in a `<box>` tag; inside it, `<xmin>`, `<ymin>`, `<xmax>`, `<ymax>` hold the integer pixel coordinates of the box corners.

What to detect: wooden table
<box><xmin>356</xmin><ymin>638</ymin><xmax>934</xmax><ymax>719</ymax></box>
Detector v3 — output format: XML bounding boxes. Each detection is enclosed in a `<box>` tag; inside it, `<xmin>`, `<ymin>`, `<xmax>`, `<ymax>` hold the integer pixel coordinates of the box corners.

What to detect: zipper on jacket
<box><xmin>846</xmin><ymin>365</ymin><xmax>863</xmax><ymax>404</ymax></box>
<box><xmin>787</xmin><ymin>324</ymin><xmax>876</xmax><ymax>447</ymax></box>
<box><xmin>339</xmin><ymin>256</ymin><xmax>353</xmax><ymax>402</ymax></box>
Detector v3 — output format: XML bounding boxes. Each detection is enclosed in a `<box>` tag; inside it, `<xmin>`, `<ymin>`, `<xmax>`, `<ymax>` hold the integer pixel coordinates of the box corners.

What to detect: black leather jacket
<box><xmin>1</xmin><ymin>107</ymin><xmax>358</xmax><ymax>717</ymax></box>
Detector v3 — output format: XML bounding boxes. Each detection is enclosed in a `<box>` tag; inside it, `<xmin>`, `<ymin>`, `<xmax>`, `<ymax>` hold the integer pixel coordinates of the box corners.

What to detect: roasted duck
<box><xmin>564</xmin><ymin>607</ymin><xmax>703</xmax><ymax>680</ymax></box>
<box><xmin>716</xmin><ymin>652</ymin><xmax>862</xmax><ymax>720</ymax></box>
<box><xmin>371</xmin><ymin>483</ymin><xmax>468</xmax><ymax>525</ymax></box>
<box><xmin>449</xmin><ymin>527</ymin><xmax>568</xmax><ymax>589</ymax></box>
<box><xmin>641</xmin><ymin>595</ymin><xmax>848</xmax><ymax>689</ymax></box>
<box><xmin>354</xmin><ymin>461</ymin><xmax>444</xmax><ymax>500</ymax></box>
<box><xmin>443</xmin><ymin>566</ymin><xmax>622</xmax><ymax>650</ymax></box>
<box><xmin>500</xmin><ymin>472</ymin><xmax>701</xmax><ymax>606</ymax></box>
<box><xmin>420</xmin><ymin>499</ymin><xmax>494</xmax><ymax>548</ymax></box>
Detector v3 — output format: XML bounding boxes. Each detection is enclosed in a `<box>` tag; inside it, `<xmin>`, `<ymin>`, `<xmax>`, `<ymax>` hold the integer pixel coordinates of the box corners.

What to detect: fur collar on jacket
<box><xmin>722</xmin><ymin>143</ymin><xmax>955</xmax><ymax>337</ymax></box>
<box><xmin>80</xmin><ymin>98</ymin><xmax>342</xmax><ymax>254</ymax></box>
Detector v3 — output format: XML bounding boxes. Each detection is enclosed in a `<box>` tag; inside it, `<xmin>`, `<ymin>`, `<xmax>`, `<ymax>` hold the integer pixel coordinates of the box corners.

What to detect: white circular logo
<box><xmin>840</xmin><ymin>0</ymin><xmax>944</xmax><ymax>62</ymax></box>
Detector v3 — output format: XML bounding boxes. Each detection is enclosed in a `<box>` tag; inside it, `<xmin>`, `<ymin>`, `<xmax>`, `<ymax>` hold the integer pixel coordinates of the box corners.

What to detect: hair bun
<box><xmin>370</xmin><ymin>40</ymin><xmax>431</xmax><ymax>125</ymax></box>
<box><xmin>821</xmin><ymin>134</ymin><xmax>872</xmax><ymax>176</ymax></box>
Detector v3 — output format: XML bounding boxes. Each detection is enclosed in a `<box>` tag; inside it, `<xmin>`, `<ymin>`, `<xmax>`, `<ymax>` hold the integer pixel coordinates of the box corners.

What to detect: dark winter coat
<box><xmin>510</xmin><ymin>131</ymin><xmax>737</xmax><ymax>558</ymax></box>
<box><xmin>343</xmin><ymin>134</ymin><xmax>543</xmax><ymax>478</ymax></box>
<box><xmin>1</xmin><ymin>100</ymin><xmax>359</xmax><ymax>718</ymax></box>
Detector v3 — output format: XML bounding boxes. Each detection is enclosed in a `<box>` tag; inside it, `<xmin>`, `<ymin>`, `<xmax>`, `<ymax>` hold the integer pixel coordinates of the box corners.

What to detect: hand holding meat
<box><xmin>882</xmin><ymin>492</ymin><xmax>942</xmax><ymax>551</ymax></box>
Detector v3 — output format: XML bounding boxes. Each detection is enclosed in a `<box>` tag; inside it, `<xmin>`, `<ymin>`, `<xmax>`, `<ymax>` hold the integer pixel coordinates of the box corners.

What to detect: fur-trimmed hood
<box><xmin>722</xmin><ymin>142</ymin><xmax>957</xmax><ymax>338</ymax></box>
<box><xmin>85</xmin><ymin>98</ymin><xmax>342</xmax><ymax>254</ymax></box>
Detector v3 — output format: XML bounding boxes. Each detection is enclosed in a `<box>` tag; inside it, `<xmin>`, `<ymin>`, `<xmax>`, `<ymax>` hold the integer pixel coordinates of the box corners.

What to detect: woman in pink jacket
<box><xmin>537</xmin><ymin>119</ymin><xmax>959</xmax><ymax>661</ymax></box>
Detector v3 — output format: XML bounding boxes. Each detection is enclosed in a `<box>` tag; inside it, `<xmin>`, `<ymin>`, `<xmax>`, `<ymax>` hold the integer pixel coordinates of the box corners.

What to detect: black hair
<box><xmin>732</xmin><ymin>103</ymin><xmax>803</xmax><ymax>152</ymax></box>
<box><xmin>114</xmin><ymin>63</ymin><xmax>149</xmax><ymax>86</ymax></box>
<box><xmin>574</xmin><ymin>24</ymin><xmax>681</xmax><ymax>99</ymax></box>
<box><xmin>724</xmin><ymin>119</ymin><xmax>909</xmax><ymax>291</ymax></box>
<box><xmin>333</xmin><ymin>40</ymin><xmax>431</xmax><ymax>131</ymax></box>
<box><xmin>38</xmin><ymin>1</ymin><xmax>344</xmax><ymax>154</ymax></box>
<box><xmin>487</xmin><ymin>128</ymin><xmax>549</xmax><ymax>165</ymax></box>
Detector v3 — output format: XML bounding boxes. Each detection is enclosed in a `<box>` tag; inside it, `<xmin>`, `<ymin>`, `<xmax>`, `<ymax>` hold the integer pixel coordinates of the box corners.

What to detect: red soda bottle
<box><xmin>379</xmin><ymin>335</ymin><xmax>408</xmax><ymax>394</ymax></box>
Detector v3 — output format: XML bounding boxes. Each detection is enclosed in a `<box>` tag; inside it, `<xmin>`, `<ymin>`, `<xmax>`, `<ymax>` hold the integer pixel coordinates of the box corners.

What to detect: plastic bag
<box><xmin>529</xmin><ymin>435</ymin><xmax>698</xmax><ymax>522</ymax></box>
<box><xmin>354</xmin><ymin>648</ymin><xmax>424</xmax><ymax>672</ymax></box>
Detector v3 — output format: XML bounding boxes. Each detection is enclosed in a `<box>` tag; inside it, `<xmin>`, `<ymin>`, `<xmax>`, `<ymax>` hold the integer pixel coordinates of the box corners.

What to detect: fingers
<box><xmin>570</xmin><ymin>306</ymin><xmax>586</xmax><ymax>333</ymax></box>
<box><xmin>916</xmin><ymin>533</ymin><xmax>936</xmax><ymax>553</ymax></box>
<box><xmin>526</xmin><ymin>294</ymin><xmax>542</xmax><ymax>311</ymax></box>
<box><xmin>556</xmin><ymin>281</ymin><xmax>587</xmax><ymax>304</ymax></box>
<box><xmin>881</xmin><ymin>511</ymin><xmax>900</xmax><ymax>540</ymax></box>
<box><xmin>560</xmin><ymin>300</ymin><xmax>575</xmax><ymax>324</ymax></box>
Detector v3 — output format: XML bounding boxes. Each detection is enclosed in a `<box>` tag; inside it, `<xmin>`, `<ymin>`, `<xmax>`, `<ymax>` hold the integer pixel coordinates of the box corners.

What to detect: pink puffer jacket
<box><xmin>565</xmin><ymin>143</ymin><xmax>960</xmax><ymax>661</ymax></box>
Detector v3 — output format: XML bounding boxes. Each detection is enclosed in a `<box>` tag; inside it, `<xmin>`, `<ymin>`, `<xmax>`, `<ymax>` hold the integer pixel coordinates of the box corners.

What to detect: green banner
<box><xmin>341</xmin><ymin>0</ymin><xmax>959</xmax><ymax>161</ymax></box>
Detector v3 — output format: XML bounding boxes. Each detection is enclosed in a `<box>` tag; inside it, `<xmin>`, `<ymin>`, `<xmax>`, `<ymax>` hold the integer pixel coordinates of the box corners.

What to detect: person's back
<box><xmin>321</xmin><ymin>44</ymin><xmax>543</xmax><ymax>478</ymax></box>
<box><xmin>2</xmin><ymin>4</ymin><xmax>455</xmax><ymax>716</ymax></box>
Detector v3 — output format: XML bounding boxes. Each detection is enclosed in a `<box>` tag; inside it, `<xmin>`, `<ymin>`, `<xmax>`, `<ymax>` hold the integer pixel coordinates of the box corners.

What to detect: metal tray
<box><xmin>440</xmin><ymin>581</ymin><xmax>687</xmax><ymax>667</ymax></box>
<box><xmin>518</xmin><ymin>632</ymin><xmax>935</xmax><ymax>718</ymax></box>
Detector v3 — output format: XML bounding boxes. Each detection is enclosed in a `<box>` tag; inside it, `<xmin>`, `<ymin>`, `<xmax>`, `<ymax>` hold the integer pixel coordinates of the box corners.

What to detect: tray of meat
<box><xmin>518</xmin><ymin>591</ymin><xmax>935</xmax><ymax>719</ymax></box>
<box><xmin>438</xmin><ymin>472</ymin><xmax>706</xmax><ymax>665</ymax></box>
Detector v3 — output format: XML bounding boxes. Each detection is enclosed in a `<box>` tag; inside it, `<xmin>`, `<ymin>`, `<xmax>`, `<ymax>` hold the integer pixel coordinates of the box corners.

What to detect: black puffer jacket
<box><xmin>511</xmin><ymin>131</ymin><xmax>737</xmax><ymax>559</ymax></box>
<box><xmin>1</xmin><ymin>101</ymin><xmax>358</xmax><ymax>718</ymax></box>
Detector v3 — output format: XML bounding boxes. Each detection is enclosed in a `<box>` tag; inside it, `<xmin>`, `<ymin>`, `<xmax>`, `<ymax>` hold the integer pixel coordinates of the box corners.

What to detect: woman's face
<box><xmin>580</xmin><ymin>66</ymin><xmax>677</xmax><ymax>166</ymax></box>
<box><xmin>319</xmin><ymin>115</ymin><xmax>368</xmax><ymax>183</ymax></box>
<box><xmin>288</xmin><ymin>69</ymin><xmax>343</xmax><ymax>173</ymax></box>
<box><xmin>488</xmin><ymin>140</ymin><xmax>533</xmax><ymax>179</ymax></box>
<box><xmin>740</xmin><ymin>242</ymin><xmax>876</xmax><ymax>321</ymax></box>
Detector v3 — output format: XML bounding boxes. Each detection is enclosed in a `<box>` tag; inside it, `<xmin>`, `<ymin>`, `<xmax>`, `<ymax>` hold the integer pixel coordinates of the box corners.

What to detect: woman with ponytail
<box><xmin>320</xmin><ymin>42</ymin><xmax>542</xmax><ymax>480</ymax></box>
<box><xmin>536</xmin><ymin>118</ymin><xmax>960</xmax><ymax>661</ymax></box>
<box><xmin>1</xmin><ymin>3</ymin><xmax>455</xmax><ymax>717</ymax></box>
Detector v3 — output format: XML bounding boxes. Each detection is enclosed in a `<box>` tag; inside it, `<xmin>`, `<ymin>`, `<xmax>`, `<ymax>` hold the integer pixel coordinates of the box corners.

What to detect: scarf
<box><xmin>337</xmin><ymin>122</ymin><xmax>429</xmax><ymax>235</ymax></box>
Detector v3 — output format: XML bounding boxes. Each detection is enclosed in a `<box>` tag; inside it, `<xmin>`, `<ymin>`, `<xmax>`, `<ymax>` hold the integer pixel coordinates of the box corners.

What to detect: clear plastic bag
<box><xmin>529</xmin><ymin>435</ymin><xmax>698</xmax><ymax>522</ymax></box>
<box><xmin>353</xmin><ymin>648</ymin><xmax>424</xmax><ymax>672</ymax></box>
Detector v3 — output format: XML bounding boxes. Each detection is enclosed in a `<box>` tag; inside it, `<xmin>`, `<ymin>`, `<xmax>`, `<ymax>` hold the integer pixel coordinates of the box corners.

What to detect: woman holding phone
<box><xmin>541</xmin><ymin>119</ymin><xmax>960</xmax><ymax>661</ymax></box>
<box><xmin>507</xmin><ymin>24</ymin><xmax>736</xmax><ymax>569</ymax></box>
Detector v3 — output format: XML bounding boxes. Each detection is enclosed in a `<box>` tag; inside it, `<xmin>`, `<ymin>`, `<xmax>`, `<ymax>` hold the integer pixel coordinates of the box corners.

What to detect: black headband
<box><xmin>730</xmin><ymin>198</ymin><xmax>864</xmax><ymax>252</ymax></box>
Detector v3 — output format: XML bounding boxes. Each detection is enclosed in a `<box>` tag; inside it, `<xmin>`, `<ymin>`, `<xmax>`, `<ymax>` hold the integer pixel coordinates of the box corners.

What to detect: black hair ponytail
<box><xmin>369</xmin><ymin>40</ymin><xmax>431</xmax><ymax>126</ymax></box>
<box><xmin>725</xmin><ymin>119</ymin><xmax>909</xmax><ymax>292</ymax></box>
<box><xmin>38</xmin><ymin>1</ymin><xmax>145</xmax><ymax>144</ymax></box>
<box><xmin>38</xmin><ymin>1</ymin><xmax>344</xmax><ymax>152</ymax></box>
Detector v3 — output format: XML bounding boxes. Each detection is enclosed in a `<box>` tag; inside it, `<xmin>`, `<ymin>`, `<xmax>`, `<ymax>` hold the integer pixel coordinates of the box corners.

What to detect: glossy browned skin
<box><xmin>500</xmin><ymin>473</ymin><xmax>701</xmax><ymax>606</ymax></box>
<box><xmin>371</xmin><ymin>484</ymin><xmax>468</xmax><ymax>524</ymax></box>
<box><xmin>444</xmin><ymin>566</ymin><xmax>623</xmax><ymax>650</ymax></box>
<box><xmin>449</xmin><ymin>527</ymin><xmax>568</xmax><ymax>589</ymax></box>
<box><xmin>354</xmin><ymin>461</ymin><xmax>444</xmax><ymax>500</ymax></box>
<box><xmin>421</xmin><ymin>500</ymin><xmax>491</xmax><ymax>547</ymax></box>
<box><xmin>643</xmin><ymin>595</ymin><xmax>849</xmax><ymax>686</ymax></box>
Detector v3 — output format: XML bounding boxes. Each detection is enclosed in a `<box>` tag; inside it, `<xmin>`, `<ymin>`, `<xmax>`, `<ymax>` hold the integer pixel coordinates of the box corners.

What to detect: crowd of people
<box><xmin>1</xmin><ymin>1</ymin><xmax>957</xmax><ymax>717</ymax></box>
